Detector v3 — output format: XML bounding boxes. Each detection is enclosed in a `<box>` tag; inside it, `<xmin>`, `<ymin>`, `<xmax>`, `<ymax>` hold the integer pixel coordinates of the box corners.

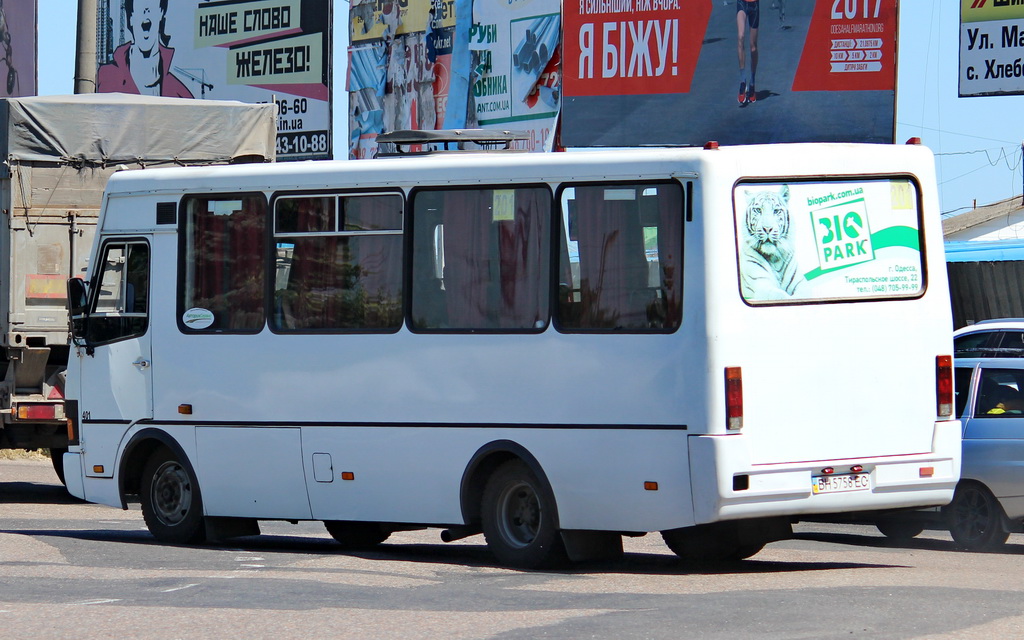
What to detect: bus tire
<box><xmin>140</xmin><ymin>447</ymin><xmax>206</xmax><ymax>544</ymax></box>
<box><xmin>662</xmin><ymin>522</ymin><xmax>764</xmax><ymax>563</ymax></box>
<box><xmin>875</xmin><ymin>519</ymin><xmax>924</xmax><ymax>541</ymax></box>
<box><xmin>481</xmin><ymin>459</ymin><xmax>565</xmax><ymax>569</ymax></box>
<box><xmin>324</xmin><ymin>521</ymin><xmax>391</xmax><ymax>549</ymax></box>
<box><xmin>944</xmin><ymin>481</ymin><xmax>1009</xmax><ymax>551</ymax></box>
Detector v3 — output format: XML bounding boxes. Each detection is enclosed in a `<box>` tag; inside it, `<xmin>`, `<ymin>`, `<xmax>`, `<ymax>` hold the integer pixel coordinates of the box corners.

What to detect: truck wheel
<box><xmin>140</xmin><ymin>447</ymin><xmax>205</xmax><ymax>544</ymax></box>
<box><xmin>324</xmin><ymin>521</ymin><xmax>391</xmax><ymax>549</ymax></box>
<box><xmin>481</xmin><ymin>459</ymin><xmax>565</xmax><ymax>569</ymax></box>
<box><xmin>49</xmin><ymin>447</ymin><xmax>68</xmax><ymax>486</ymax></box>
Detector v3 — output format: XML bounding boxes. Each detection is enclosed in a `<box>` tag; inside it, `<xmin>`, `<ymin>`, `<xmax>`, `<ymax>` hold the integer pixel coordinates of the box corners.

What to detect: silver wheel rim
<box><xmin>151</xmin><ymin>460</ymin><xmax>192</xmax><ymax>526</ymax></box>
<box><xmin>496</xmin><ymin>480</ymin><xmax>540</xmax><ymax>549</ymax></box>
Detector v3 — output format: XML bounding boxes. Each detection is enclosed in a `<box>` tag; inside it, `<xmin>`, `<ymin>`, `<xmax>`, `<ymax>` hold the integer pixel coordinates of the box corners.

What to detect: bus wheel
<box><xmin>944</xmin><ymin>482</ymin><xmax>1009</xmax><ymax>551</ymax></box>
<box><xmin>662</xmin><ymin>522</ymin><xmax>764</xmax><ymax>563</ymax></box>
<box><xmin>481</xmin><ymin>459</ymin><xmax>565</xmax><ymax>569</ymax></box>
<box><xmin>324</xmin><ymin>521</ymin><xmax>391</xmax><ymax>549</ymax></box>
<box><xmin>875</xmin><ymin>519</ymin><xmax>925</xmax><ymax>541</ymax></box>
<box><xmin>140</xmin><ymin>447</ymin><xmax>205</xmax><ymax>544</ymax></box>
<box><xmin>49</xmin><ymin>447</ymin><xmax>68</xmax><ymax>486</ymax></box>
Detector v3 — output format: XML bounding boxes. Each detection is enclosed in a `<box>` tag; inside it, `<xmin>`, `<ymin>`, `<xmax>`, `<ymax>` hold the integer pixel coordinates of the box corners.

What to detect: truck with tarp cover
<box><xmin>0</xmin><ymin>93</ymin><xmax>275</xmax><ymax>478</ymax></box>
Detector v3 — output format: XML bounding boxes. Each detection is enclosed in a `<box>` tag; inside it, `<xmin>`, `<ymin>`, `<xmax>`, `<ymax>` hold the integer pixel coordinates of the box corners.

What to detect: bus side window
<box><xmin>180</xmin><ymin>194</ymin><xmax>267</xmax><ymax>333</ymax></box>
<box><xmin>410</xmin><ymin>186</ymin><xmax>551</xmax><ymax>331</ymax></box>
<box><xmin>556</xmin><ymin>183</ymin><xmax>683</xmax><ymax>332</ymax></box>
<box><xmin>271</xmin><ymin>193</ymin><xmax>403</xmax><ymax>332</ymax></box>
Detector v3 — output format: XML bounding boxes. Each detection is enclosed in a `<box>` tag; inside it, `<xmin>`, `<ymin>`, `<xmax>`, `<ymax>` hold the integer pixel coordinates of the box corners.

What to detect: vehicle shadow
<box><xmin>794</xmin><ymin>528</ymin><xmax>1024</xmax><ymax>555</ymax></box>
<box><xmin>0</xmin><ymin>481</ymin><xmax>81</xmax><ymax>505</ymax></box>
<box><xmin>0</xmin><ymin>526</ymin><xmax>908</xmax><ymax>576</ymax></box>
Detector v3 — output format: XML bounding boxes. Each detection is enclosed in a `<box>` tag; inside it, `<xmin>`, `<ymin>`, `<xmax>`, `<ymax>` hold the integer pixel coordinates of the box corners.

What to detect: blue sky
<box><xmin>35</xmin><ymin>1</ymin><xmax>1024</xmax><ymax>216</ymax></box>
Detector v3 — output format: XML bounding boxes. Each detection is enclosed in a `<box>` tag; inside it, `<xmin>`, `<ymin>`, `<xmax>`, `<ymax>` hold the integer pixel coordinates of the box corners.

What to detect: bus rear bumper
<box><xmin>688</xmin><ymin>420</ymin><xmax>961</xmax><ymax>524</ymax></box>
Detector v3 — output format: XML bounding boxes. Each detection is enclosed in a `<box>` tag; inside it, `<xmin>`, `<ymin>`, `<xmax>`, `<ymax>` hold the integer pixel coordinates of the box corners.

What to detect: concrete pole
<box><xmin>74</xmin><ymin>0</ymin><xmax>98</xmax><ymax>93</ymax></box>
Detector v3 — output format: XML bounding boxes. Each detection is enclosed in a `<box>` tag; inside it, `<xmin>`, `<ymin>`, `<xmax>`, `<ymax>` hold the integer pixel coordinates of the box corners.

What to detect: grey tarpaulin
<box><xmin>0</xmin><ymin>93</ymin><xmax>277</xmax><ymax>166</ymax></box>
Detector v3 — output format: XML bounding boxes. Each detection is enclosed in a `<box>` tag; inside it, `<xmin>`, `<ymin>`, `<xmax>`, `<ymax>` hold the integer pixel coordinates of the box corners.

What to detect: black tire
<box><xmin>481</xmin><ymin>459</ymin><xmax>565</xmax><ymax>569</ymax></box>
<box><xmin>49</xmin><ymin>447</ymin><xmax>68</xmax><ymax>486</ymax></box>
<box><xmin>944</xmin><ymin>482</ymin><xmax>1009</xmax><ymax>551</ymax></box>
<box><xmin>324</xmin><ymin>521</ymin><xmax>391</xmax><ymax>549</ymax></box>
<box><xmin>662</xmin><ymin>522</ymin><xmax>765</xmax><ymax>563</ymax></box>
<box><xmin>875</xmin><ymin>519</ymin><xmax>925</xmax><ymax>541</ymax></box>
<box><xmin>139</xmin><ymin>447</ymin><xmax>205</xmax><ymax>544</ymax></box>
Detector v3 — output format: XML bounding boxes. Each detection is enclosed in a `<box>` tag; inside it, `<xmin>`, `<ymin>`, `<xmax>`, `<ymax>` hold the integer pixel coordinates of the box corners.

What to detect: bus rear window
<box><xmin>735</xmin><ymin>178</ymin><xmax>923</xmax><ymax>304</ymax></box>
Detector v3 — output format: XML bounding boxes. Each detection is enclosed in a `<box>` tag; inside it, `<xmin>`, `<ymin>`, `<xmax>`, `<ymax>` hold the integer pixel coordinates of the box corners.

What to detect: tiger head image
<box><xmin>739</xmin><ymin>184</ymin><xmax>802</xmax><ymax>300</ymax></box>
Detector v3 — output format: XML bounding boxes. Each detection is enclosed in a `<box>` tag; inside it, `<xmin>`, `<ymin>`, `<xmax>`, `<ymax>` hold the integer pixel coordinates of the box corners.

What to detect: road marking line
<box><xmin>73</xmin><ymin>599</ymin><xmax>121</xmax><ymax>606</ymax></box>
<box><xmin>161</xmin><ymin>583</ymin><xmax>199</xmax><ymax>593</ymax></box>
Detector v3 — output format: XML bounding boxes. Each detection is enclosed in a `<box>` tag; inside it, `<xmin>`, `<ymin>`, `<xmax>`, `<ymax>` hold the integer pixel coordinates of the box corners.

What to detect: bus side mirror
<box><xmin>67</xmin><ymin>277</ymin><xmax>92</xmax><ymax>352</ymax></box>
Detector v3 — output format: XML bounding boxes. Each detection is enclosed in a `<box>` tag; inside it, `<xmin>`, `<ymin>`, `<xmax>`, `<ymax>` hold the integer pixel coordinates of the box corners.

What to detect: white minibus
<box><xmin>63</xmin><ymin>138</ymin><xmax>960</xmax><ymax>568</ymax></box>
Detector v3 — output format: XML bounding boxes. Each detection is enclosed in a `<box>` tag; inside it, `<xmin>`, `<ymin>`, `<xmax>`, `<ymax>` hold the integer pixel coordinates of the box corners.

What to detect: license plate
<box><xmin>812</xmin><ymin>472</ymin><xmax>870</xmax><ymax>494</ymax></box>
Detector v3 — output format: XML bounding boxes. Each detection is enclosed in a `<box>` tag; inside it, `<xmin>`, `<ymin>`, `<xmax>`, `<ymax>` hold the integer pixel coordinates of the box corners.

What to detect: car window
<box><xmin>954</xmin><ymin>367</ymin><xmax>974</xmax><ymax>418</ymax></box>
<box><xmin>975</xmin><ymin>368</ymin><xmax>1024</xmax><ymax>417</ymax></box>
<box><xmin>995</xmin><ymin>331</ymin><xmax>1024</xmax><ymax>356</ymax></box>
<box><xmin>954</xmin><ymin>331</ymin><xmax>995</xmax><ymax>357</ymax></box>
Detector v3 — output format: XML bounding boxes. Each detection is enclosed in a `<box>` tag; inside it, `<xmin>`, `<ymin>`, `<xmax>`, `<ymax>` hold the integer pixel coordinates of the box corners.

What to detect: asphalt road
<box><xmin>3</xmin><ymin>457</ymin><xmax>1024</xmax><ymax>639</ymax></box>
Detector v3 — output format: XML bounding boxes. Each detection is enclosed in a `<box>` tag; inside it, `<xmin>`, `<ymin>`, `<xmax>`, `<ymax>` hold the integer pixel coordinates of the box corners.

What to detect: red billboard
<box><xmin>562</xmin><ymin>0</ymin><xmax>898</xmax><ymax>147</ymax></box>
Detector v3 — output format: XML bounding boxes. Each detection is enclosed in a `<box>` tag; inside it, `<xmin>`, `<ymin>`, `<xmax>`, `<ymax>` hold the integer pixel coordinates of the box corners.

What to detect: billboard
<box><xmin>347</xmin><ymin>0</ymin><xmax>560</xmax><ymax>159</ymax></box>
<box><xmin>96</xmin><ymin>0</ymin><xmax>332</xmax><ymax>161</ymax></box>
<box><xmin>0</xmin><ymin>0</ymin><xmax>37</xmax><ymax>97</ymax></box>
<box><xmin>562</xmin><ymin>0</ymin><xmax>898</xmax><ymax>147</ymax></box>
<box><xmin>960</xmin><ymin>0</ymin><xmax>1024</xmax><ymax>97</ymax></box>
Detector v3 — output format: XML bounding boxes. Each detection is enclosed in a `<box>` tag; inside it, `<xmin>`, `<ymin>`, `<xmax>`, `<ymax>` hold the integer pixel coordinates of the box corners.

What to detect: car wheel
<box><xmin>140</xmin><ymin>447</ymin><xmax>206</xmax><ymax>544</ymax></box>
<box><xmin>944</xmin><ymin>482</ymin><xmax>1009</xmax><ymax>551</ymax></box>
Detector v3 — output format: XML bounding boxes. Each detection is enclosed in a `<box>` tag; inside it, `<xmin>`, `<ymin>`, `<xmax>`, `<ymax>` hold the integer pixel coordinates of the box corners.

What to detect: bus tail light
<box><xmin>725</xmin><ymin>367</ymin><xmax>743</xmax><ymax>431</ymax></box>
<box><xmin>936</xmin><ymin>355</ymin><xmax>953</xmax><ymax>418</ymax></box>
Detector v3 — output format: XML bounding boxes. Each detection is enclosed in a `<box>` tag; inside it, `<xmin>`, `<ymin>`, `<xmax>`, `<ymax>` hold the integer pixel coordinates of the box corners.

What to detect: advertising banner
<box><xmin>0</xmin><ymin>0</ymin><xmax>36</xmax><ymax>98</ymax></box>
<box><xmin>562</xmin><ymin>0</ymin><xmax>898</xmax><ymax>147</ymax></box>
<box><xmin>96</xmin><ymin>0</ymin><xmax>331</xmax><ymax>161</ymax></box>
<box><xmin>346</xmin><ymin>0</ymin><xmax>561</xmax><ymax>156</ymax></box>
<box><xmin>470</xmin><ymin>0</ymin><xmax>561</xmax><ymax>151</ymax></box>
<box><xmin>960</xmin><ymin>0</ymin><xmax>1024</xmax><ymax>97</ymax></box>
<box><xmin>347</xmin><ymin>0</ymin><xmax>441</xmax><ymax>156</ymax></box>
<box><xmin>735</xmin><ymin>178</ymin><xmax>922</xmax><ymax>304</ymax></box>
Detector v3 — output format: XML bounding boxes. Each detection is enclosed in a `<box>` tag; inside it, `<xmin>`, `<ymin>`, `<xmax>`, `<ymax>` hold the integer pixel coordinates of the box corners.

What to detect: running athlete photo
<box><xmin>736</xmin><ymin>0</ymin><xmax>759</xmax><ymax>104</ymax></box>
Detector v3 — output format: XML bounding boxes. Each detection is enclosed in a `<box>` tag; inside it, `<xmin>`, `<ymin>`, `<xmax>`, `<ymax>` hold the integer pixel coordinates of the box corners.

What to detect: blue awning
<box><xmin>945</xmin><ymin>240</ymin><xmax>1024</xmax><ymax>263</ymax></box>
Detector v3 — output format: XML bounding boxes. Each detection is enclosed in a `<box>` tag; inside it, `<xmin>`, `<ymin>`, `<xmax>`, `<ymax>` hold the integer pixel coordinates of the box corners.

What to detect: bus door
<box><xmin>79</xmin><ymin>238</ymin><xmax>153</xmax><ymax>479</ymax></box>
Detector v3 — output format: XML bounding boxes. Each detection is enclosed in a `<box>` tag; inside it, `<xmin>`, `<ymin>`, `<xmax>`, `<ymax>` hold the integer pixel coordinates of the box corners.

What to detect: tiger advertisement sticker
<box><xmin>736</xmin><ymin>179</ymin><xmax>921</xmax><ymax>304</ymax></box>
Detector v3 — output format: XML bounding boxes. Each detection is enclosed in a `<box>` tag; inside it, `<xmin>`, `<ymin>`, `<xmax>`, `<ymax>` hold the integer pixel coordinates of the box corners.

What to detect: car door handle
<box><xmin>132</xmin><ymin>358</ymin><xmax>151</xmax><ymax>369</ymax></box>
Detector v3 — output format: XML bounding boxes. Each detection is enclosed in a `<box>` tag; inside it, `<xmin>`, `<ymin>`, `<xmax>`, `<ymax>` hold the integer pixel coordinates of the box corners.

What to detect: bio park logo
<box><xmin>808</xmin><ymin>188</ymin><xmax>874</xmax><ymax>274</ymax></box>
